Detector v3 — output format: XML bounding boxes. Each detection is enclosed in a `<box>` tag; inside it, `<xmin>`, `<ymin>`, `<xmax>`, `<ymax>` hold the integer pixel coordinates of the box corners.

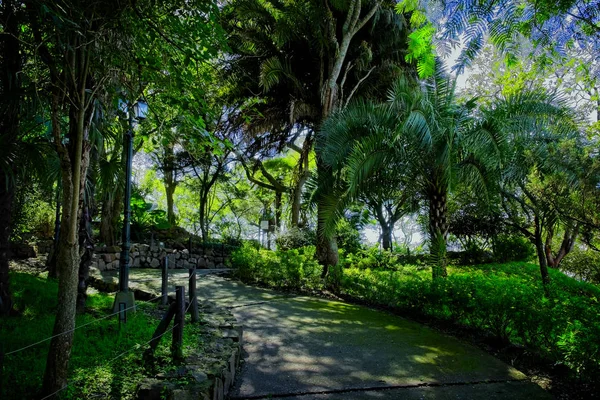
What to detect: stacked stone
<box><xmin>90</xmin><ymin>243</ymin><xmax>229</xmax><ymax>272</ymax></box>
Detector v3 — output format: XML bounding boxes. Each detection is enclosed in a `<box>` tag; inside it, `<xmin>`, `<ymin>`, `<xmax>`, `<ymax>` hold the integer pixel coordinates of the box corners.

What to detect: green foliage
<box><xmin>130</xmin><ymin>192</ymin><xmax>171</xmax><ymax>240</ymax></box>
<box><xmin>11</xmin><ymin>182</ymin><xmax>55</xmax><ymax>242</ymax></box>
<box><xmin>231</xmin><ymin>242</ymin><xmax>322</xmax><ymax>291</ymax></box>
<box><xmin>335</xmin><ymin>219</ymin><xmax>363</xmax><ymax>255</ymax></box>
<box><xmin>559</xmin><ymin>247</ymin><xmax>600</xmax><ymax>284</ymax></box>
<box><xmin>233</xmin><ymin>246</ymin><xmax>600</xmax><ymax>380</ymax></box>
<box><xmin>492</xmin><ymin>234</ymin><xmax>535</xmax><ymax>263</ymax></box>
<box><xmin>275</xmin><ymin>227</ymin><xmax>315</xmax><ymax>250</ymax></box>
<box><xmin>340</xmin><ymin>246</ymin><xmax>427</xmax><ymax>271</ymax></box>
<box><xmin>1</xmin><ymin>272</ymin><xmax>197</xmax><ymax>399</ymax></box>
<box><xmin>340</xmin><ymin>262</ymin><xmax>600</xmax><ymax>379</ymax></box>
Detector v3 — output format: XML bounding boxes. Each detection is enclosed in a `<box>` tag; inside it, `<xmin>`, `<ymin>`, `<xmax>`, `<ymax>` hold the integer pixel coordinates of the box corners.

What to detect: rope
<box><xmin>5</xmin><ymin>293</ymin><xmax>164</xmax><ymax>356</ymax></box>
<box><xmin>39</xmin><ymin>322</ymin><xmax>180</xmax><ymax>400</ymax></box>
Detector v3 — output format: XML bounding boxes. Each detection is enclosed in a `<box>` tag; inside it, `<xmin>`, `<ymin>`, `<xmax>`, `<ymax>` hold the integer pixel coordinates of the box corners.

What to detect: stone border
<box><xmin>92</xmin><ymin>243</ymin><xmax>231</xmax><ymax>272</ymax></box>
<box><xmin>88</xmin><ymin>276</ymin><xmax>243</xmax><ymax>400</ymax></box>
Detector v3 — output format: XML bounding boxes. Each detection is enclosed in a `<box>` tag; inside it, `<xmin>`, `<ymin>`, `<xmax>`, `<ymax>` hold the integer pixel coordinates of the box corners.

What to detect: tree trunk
<box><xmin>316</xmin><ymin>135</ymin><xmax>339</xmax><ymax>277</ymax></box>
<box><xmin>76</xmin><ymin>202</ymin><xmax>93</xmax><ymax>313</ymax></box>
<box><xmin>165</xmin><ymin>181</ymin><xmax>176</xmax><ymax>225</ymax></box>
<box><xmin>42</xmin><ymin>88</ymin><xmax>92</xmax><ymax>397</ymax></box>
<box><xmin>381</xmin><ymin>224</ymin><xmax>392</xmax><ymax>251</ymax></box>
<box><xmin>428</xmin><ymin>185</ymin><xmax>448</xmax><ymax>279</ymax></box>
<box><xmin>0</xmin><ymin>172</ymin><xmax>15</xmax><ymax>315</ymax></box>
<box><xmin>275</xmin><ymin>191</ymin><xmax>282</xmax><ymax>229</ymax></box>
<box><xmin>164</xmin><ymin>143</ymin><xmax>177</xmax><ymax>225</ymax></box>
<box><xmin>534</xmin><ymin>215</ymin><xmax>551</xmax><ymax>287</ymax></box>
<box><xmin>47</xmin><ymin>182</ymin><xmax>61</xmax><ymax>277</ymax></box>
<box><xmin>545</xmin><ymin>224</ymin><xmax>578</xmax><ymax>269</ymax></box>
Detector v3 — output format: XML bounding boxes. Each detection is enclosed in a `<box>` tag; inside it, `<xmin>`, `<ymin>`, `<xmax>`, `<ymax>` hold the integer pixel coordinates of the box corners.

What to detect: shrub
<box><xmin>492</xmin><ymin>234</ymin><xmax>535</xmax><ymax>262</ymax></box>
<box><xmin>559</xmin><ymin>247</ymin><xmax>600</xmax><ymax>284</ymax></box>
<box><xmin>231</xmin><ymin>243</ymin><xmax>322</xmax><ymax>291</ymax></box>
<box><xmin>275</xmin><ymin>227</ymin><xmax>315</xmax><ymax>250</ymax></box>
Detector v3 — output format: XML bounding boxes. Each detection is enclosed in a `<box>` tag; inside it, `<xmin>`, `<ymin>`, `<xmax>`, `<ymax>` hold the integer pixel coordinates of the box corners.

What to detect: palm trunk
<box><xmin>428</xmin><ymin>185</ymin><xmax>448</xmax><ymax>279</ymax></box>
<box><xmin>316</xmin><ymin>139</ymin><xmax>339</xmax><ymax>276</ymax></box>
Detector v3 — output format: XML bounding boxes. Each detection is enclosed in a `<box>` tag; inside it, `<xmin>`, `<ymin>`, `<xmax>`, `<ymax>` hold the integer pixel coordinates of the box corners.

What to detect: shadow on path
<box><xmin>95</xmin><ymin>269</ymin><xmax>551</xmax><ymax>399</ymax></box>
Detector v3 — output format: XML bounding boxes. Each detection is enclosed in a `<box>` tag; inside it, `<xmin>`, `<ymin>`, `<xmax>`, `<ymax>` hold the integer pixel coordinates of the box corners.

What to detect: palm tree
<box><xmin>322</xmin><ymin>66</ymin><xmax>505</xmax><ymax>279</ymax></box>
<box><xmin>323</xmin><ymin>63</ymin><xmax>580</xmax><ymax>281</ymax></box>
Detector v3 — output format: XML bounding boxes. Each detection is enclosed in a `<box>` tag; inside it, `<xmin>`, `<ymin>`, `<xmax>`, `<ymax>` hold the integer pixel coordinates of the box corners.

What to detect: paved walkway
<box><xmin>94</xmin><ymin>269</ymin><xmax>551</xmax><ymax>399</ymax></box>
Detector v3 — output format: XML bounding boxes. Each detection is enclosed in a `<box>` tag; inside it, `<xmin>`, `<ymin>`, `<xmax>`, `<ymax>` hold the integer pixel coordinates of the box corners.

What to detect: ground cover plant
<box><xmin>231</xmin><ymin>245</ymin><xmax>600</xmax><ymax>383</ymax></box>
<box><xmin>0</xmin><ymin>271</ymin><xmax>202</xmax><ymax>399</ymax></box>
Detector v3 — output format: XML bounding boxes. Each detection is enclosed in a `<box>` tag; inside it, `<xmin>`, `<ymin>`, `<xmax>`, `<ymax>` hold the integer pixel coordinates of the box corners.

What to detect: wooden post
<box><xmin>161</xmin><ymin>257</ymin><xmax>168</xmax><ymax>306</ymax></box>
<box><xmin>189</xmin><ymin>267</ymin><xmax>198</xmax><ymax>323</ymax></box>
<box><xmin>172</xmin><ymin>286</ymin><xmax>185</xmax><ymax>361</ymax></box>
<box><xmin>143</xmin><ymin>302</ymin><xmax>176</xmax><ymax>366</ymax></box>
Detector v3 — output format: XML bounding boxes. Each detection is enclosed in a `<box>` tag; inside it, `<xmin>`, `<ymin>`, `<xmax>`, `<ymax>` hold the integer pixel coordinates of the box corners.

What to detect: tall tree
<box><xmin>222</xmin><ymin>0</ymin><xmax>409</xmax><ymax>274</ymax></box>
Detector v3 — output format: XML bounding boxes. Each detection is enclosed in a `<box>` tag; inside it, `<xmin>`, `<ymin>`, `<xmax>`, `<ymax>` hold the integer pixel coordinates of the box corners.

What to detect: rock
<box><xmin>150</xmin><ymin>258</ymin><xmax>160</xmax><ymax>268</ymax></box>
<box><xmin>150</xmin><ymin>246</ymin><xmax>159</xmax><ymax>253</ymax></box>
<box><xmin>108</xmin><ymin>245</ymin><xmax>121</xmax><ymax>253</ymax></box>
<box><xmin>103</xmin><ymin>254</ymin><xmax>115</xmax><ymax>263</ymax></box>
<box><xmin>132</xmin><ymin>251</ymin><xmax>140</xmax><ymax>257</ymax></box>
<box><xmin>182</xmin><ymin>249</ymin><xmax>189</xmax><ymax>255</ymax></box>
<box><xmin>190</xmin><ymin>258</ymin><xmax>197</xmax><ymax>265</ymax></box>
<box><xmin>115</xmin><ymin>252</ymin><xmax>120</xmax><ymax>260</ymax></box>
<box><xmin>136</xmin><ymin>378</ymin><xmax>177</xmax><ymax>400</ymax></box>
<box><xmin>198</xmin><ymin>258</ymin><xmax>207</xmax><ymax>268</ymax></box>
<box><xmin>191</xmin><ymin>371</ymin><xmax>208</xmax><ymax>384</ymax></box>
<box><xmin>175</xmin><ymin>252</ymin><xmax>181</xmax><ymax>260</ymax></box>
<box><xmin>140</xmin><ymin>256</ymin><xmax>146</xmax><ymax>263</ymax></box>
<box><xmin>98</xmin><ymin>259</ymin><xmax>106</xmax><ymax>271</ymax></box>
<box><xmin>132</xmin><ymin>257</ymin><xmax>140</xmax><ymax>267</ymax></box>
<box><xmin>216</xmin><ymin>263</ymin><xmax>225</xmax><ymax>269</ymax></box>
<box><xmin>207</xmin><ymin>261</ymin><xmax>215</xmax><ymax>269</ymax></box>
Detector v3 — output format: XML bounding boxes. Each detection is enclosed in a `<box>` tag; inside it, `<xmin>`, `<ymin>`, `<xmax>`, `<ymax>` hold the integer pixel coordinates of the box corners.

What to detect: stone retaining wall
<box><xmin>92</xmin><ymin>243</ymin><xmax>231</xmax><ymax>272</ymax></box>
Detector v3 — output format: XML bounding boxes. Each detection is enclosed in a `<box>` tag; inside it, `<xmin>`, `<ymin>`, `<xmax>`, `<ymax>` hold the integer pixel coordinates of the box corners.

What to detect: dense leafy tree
<box><xmin>222</xmin><ymin>0</ymin><xmax>410</xmax><ymax>273</ymax></box>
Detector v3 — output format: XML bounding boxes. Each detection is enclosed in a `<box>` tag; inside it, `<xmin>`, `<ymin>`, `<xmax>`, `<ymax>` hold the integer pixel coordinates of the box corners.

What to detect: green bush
<box><xmin>339</xmin><ymin>262</ymin><xmax>600</xmax><ymax>379</ymax></box>
<box><xmin>231</xmin><ymin>243</ymin><xmax>322</xmax><ymax>291</ymax></box>
<box><xmin>492</xmin><ymin>234</ymin><xmax>535</xmax><ymax>263</ymax></box>
<box><xmin>559</xmin><ymin>247</ymin><xmax>600</xmax><ymax>284</ymax></box>
<box><xmin>275</xmin><ymin>227</ymin><xmax>315</xmax><ymax>250</ymax></box>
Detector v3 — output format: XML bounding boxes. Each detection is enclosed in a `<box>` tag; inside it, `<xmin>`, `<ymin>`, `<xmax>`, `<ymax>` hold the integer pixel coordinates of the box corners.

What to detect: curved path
<box><xmin>98</xmin><ymin>269</ymin><xmax>551</xmax><ymax>399</ymax></box>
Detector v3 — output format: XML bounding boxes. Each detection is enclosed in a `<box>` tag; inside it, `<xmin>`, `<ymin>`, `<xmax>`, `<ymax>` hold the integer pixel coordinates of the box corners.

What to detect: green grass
<box><xmin>0</xmin><ymin>271</ymin><xmax>202</xmax><ymax>399</ymax></box>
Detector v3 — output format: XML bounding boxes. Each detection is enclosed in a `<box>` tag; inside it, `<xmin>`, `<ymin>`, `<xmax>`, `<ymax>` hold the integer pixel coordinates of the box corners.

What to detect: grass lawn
<box><xmin>0</xmin><ymin>270</ymin><xmax>196</xmax><ymax>399</ymax></box>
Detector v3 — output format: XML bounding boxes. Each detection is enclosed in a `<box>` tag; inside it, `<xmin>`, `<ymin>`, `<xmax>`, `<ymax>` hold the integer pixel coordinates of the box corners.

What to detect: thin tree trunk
<box><xmin>42</xmin><ymin>81</ymin><xmax>92</xmax><ymax>398</ymax></box>
<box><xmin>534</xmin><ymin>215</ymin><xmax>551</xmax><ymax>288</ymax></box>
<box><xmin>76</xmin><ymin>202</ymin><xmax>93</xmax><ymax>313</ymax></box>
<box><xmin>275</xmin><ymin>191</ymin><xmax>282</xmax><ymax>229</ymax></box>
<box><xmin>428</xmin><ymin>185</ymin><xmax>448</xmax><ymax>279</ymax></box>
<box><xmin>0</xmin><ymin>172</ymin><xmax>15</xmax><ymax>315</ymax></box>
<box><xmin>165</xmin><ymin>181</ymin><xmax>176</xmax><ymax>225</ymax></box>
<box><xmin>47</xmin><ymin>182</ymin><xmax>61</xmax><ymax>277</ymax></box>
<box><xmin>164</xmin><ymin>143</ymin><xmax>177</xmax><ymax>225</ymax></box>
